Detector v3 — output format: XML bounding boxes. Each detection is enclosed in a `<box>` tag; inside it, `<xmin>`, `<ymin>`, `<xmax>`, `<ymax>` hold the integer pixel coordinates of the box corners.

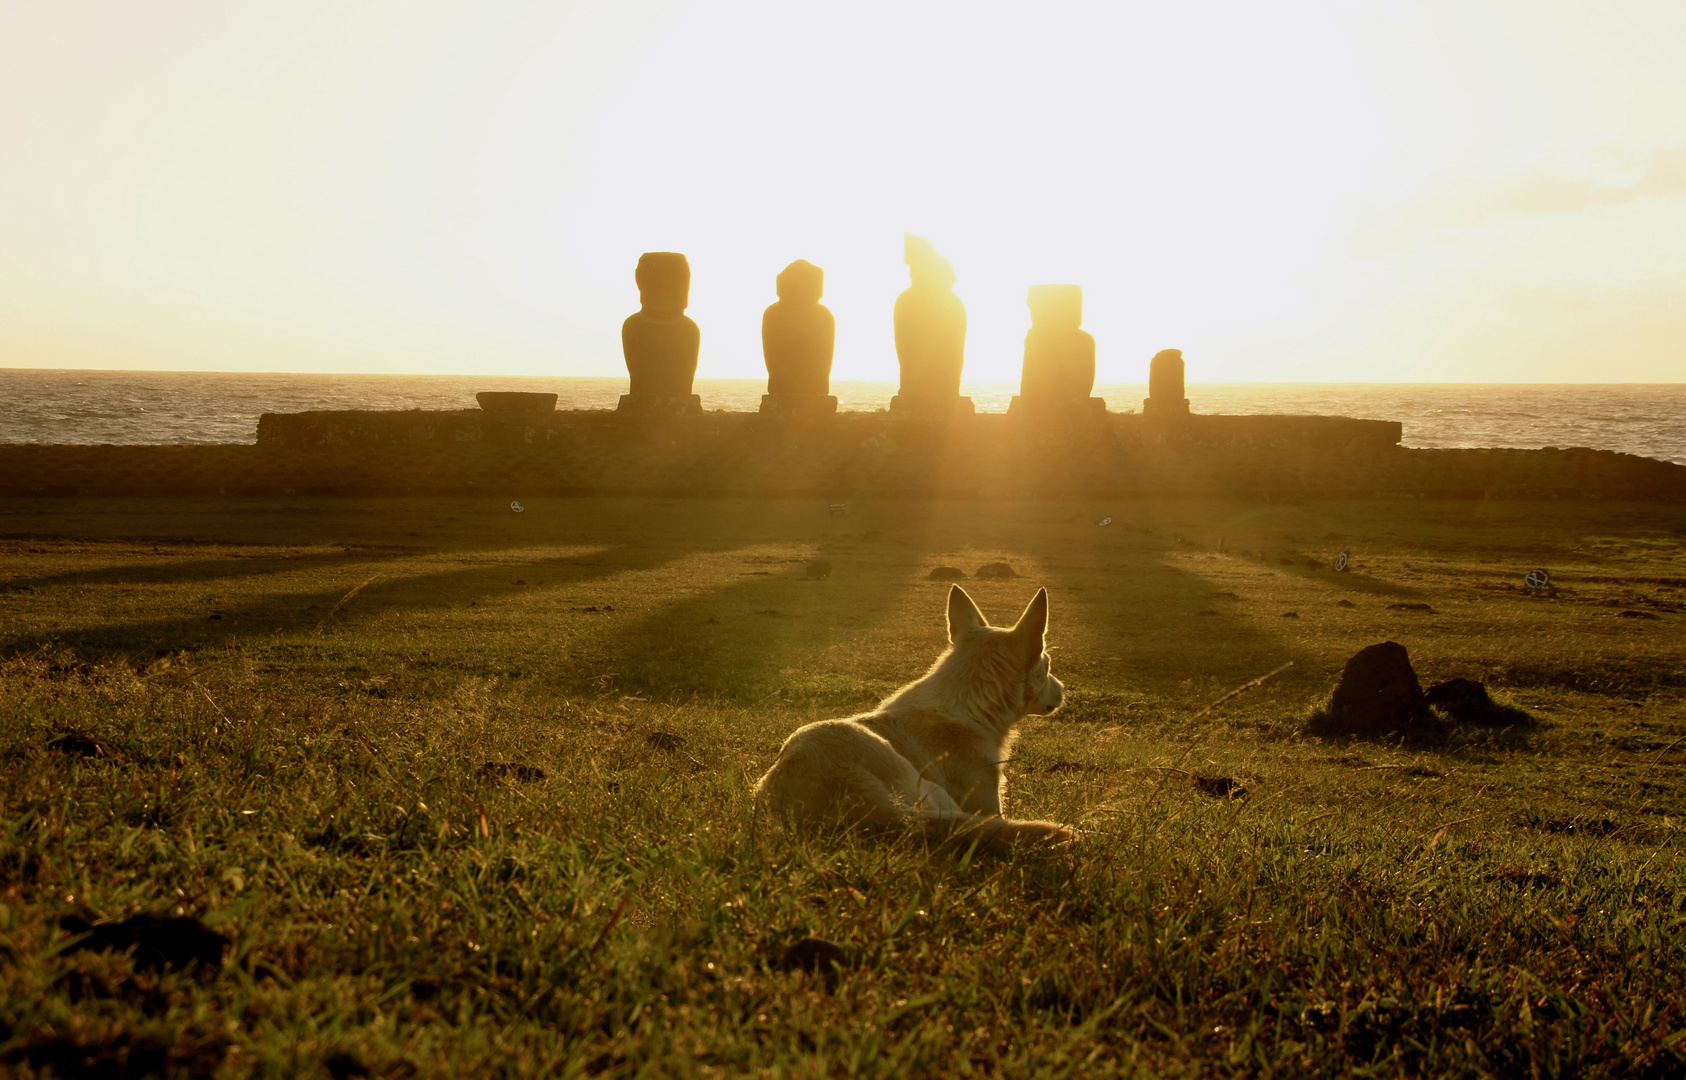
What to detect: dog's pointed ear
<box><xmin>1008</xmin><ymin>588</ymin><xmax>1049</xmax><ymax>667</ymax></box>
<box><xmin>947</xmin><ymin>585</ymin><xmax>987</xmax><ymax>643</ymax></box>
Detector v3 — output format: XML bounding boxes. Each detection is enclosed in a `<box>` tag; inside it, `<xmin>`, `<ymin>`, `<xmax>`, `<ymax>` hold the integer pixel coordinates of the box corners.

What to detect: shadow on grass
<box><xmin>0</xmin><ymin>538</ymin><xmax>740</xmax><ymax>664</ymax></box>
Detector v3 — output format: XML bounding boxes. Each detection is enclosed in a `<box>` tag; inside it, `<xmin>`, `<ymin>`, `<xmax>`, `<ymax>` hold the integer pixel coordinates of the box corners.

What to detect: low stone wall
<box><xmin>3</xmin><ymin>409</ymin><xmax>1681</xmax><ymax>501</ymax></box>
<box><xmin>252</xmin><ymin>408</ymin><xmax>1403</xmax><ymax>453</ymax></box>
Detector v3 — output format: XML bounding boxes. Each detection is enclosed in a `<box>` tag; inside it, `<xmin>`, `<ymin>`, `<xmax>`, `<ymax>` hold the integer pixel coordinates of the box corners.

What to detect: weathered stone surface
<box><xmin>894</xmin><ymin>235</ymin><xmax>967</xmax><ymax>400</ymax></box>
<box><xmin>974</xmin><ymin>562</ymin><xmax>1017</xmax><ymax>580</ymax></box>
<box><xmin>1020</xmin><ymin>285</ymin><xmax>1097</xmax><ymax>401</ymax></box>
<box><xmin>16</xmin><ymin>415</ymin><xmax>1686</xmax><ymax>501</ymax></box>
<box><xmin>622</xmin><ymin>252</ymin><xmax>700</xmax><ymax>400</ymax></box>
<box><xmin>888</xmin><ymin>394</ymin><xmax>974</xmax><ymax>419</ymax></box>
<box><xmin>763</xmin><ymin>260</ymin><xmax>835</xmax><ymax>397</ymax></box>
<box><xmin>759</xmin><ymin>393</ymin><xmax>838</xmax><ymax>417</ymax></box>
<box><xmin>476</xmin><ymin>392</ymin><xmax>557</xmax><ymax>415</ymax></box>
<box><xmin>1143</xmin><ymin>348</ymin><xmax>1190</xmax><ymax>418</ymax></box>
<box><xmin>927</xmin><ymin>565</ymin><xmax>966</xmax><ymax>580</ymax></box>
<box><xmin>1316</xmin><ymin>641</ymin><xmax>1441</xmax><ymax>740</ymax></box>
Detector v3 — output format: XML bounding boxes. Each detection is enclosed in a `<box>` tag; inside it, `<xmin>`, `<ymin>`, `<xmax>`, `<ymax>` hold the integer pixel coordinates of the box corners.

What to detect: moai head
<box><xmin>635</xmin><ymin>252</ymin><xmax>691</xmax><ymax>316</ymax></box>
<box><xmin>904</xmin><ymin>233</ymin><xmax>957</xmax><ymax>291</ymax></box>
<box><xmin>1028</xmin><ymin>285</ymin><xmax>1083</xmax><ymax>329</ymax></box>
<box><xmin>775</xmin><ymin>259</ymin><xmax>825</xmax><ymax>304</ymax></box>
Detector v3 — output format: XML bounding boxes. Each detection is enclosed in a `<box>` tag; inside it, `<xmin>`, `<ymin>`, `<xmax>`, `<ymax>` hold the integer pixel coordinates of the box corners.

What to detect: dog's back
<box><xmin>753</xmin><ymin>586</ymin><xmax>1074</xmax><ymax>852</ymax></box>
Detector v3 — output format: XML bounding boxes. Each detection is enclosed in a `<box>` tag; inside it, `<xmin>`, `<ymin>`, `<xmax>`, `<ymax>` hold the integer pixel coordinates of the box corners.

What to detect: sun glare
<box><xmin>0</xmin><ymin>0</ymin><xmax>1681</xmax><ymax>381</ymax></box>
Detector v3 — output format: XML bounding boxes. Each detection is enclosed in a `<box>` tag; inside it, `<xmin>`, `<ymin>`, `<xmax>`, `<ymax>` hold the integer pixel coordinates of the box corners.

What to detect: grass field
<box><xmin>2</xmin><ymin>494</ymin><xmax>1683</xmax><ymax>1077</ymax></box>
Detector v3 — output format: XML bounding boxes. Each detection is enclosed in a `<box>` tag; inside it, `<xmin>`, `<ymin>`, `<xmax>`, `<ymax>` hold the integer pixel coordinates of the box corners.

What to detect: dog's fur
<box><xmin>753</xmin><ymin>585</ymin><xmax>1075</xmax><ymax>853</ymax></box>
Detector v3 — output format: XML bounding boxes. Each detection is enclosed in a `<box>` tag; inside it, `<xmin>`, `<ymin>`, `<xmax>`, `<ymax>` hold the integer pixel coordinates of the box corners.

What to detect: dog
<box><xmin>753</xmin><ymin>585</ymin><xmax>1075</xmax><ymax>853</ymax></box>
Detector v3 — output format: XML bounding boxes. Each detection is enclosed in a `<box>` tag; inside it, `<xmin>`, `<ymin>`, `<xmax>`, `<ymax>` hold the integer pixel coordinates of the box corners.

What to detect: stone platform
<box><xmin>1</xmin><ymin>408</ymin><xmax>1681</xmax><ymax>502</ymax></box>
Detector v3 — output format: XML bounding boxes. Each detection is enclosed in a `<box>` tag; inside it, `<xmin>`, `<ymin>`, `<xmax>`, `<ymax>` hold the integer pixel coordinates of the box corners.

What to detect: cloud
<box><xmin>1389</xmin><ymin>144</ymin><xmax>1686</xmax><ymax>230</ymax></box>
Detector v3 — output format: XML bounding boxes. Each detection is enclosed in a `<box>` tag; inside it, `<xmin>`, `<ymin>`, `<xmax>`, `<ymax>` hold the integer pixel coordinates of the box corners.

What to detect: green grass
<box><xmin>1</xmin><ymin>494</ymin><xmax>1683</xmax><ymax>1077</ymax></box>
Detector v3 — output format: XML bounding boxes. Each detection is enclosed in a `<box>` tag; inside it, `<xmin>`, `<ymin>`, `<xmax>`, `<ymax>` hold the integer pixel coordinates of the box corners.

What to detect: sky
<box><xmin>0</xmin><ymin>0</ymin><xmax>1682</xmax><ymax>383</ymax></box>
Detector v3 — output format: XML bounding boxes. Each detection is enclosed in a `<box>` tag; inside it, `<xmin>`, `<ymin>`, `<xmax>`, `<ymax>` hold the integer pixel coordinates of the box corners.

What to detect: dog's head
<box><xmin>946</xmin><ymin>585</ymin><xmax>1065</xmax><ymax>717</ymax></box>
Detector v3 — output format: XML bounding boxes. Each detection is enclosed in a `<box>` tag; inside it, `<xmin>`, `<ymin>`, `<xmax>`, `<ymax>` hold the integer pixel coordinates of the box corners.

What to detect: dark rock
<box><xmin>1281</xmin><ymin>611</ymin><xmax>1299</xmax><ymax>619</ymax></box>
<box><xmin>1193</xmin><ymin>776</ymin><xmax>1247</xmax><ymax>799</ymax></box>
<box><xmin>1336</xmin><ymin>599</ymin><xmax>1356</xmax><ymax>608</ymax></box>
<box><xmin>480</xmin><ymin>761</ymin><xmax>547</xmax><ymax>782</ymax></box>
<box><xmin>1423</xmin><ymin>678</ymin><xmax>1533</xmax><ymax>727</ymax></box>
<box><xmin>646</xmin><ymin>731</ymin><xmax>686</xmax><ymax>751</ymax></box>
<box><xmin>974</xmin><ymin>562</ymin><xmax>1017</xmax><ymax>580</ymax></box>
<box><xmin>927</xmin><ymin>566</ymin><xmax>966</xmax><ymax>580</ymax></box>
<box><xmin>1618</xmin><ymin>609</ymin><xmax>1660</xmax><ymax>619</ymax></box>
<box><xmin>47</xmin><ymin>733</ymin><xmax>112</xmax><ymax>759</ymax></box>
<box><xmin>1386</xmin><ymin>602</ymin><xmax>1435</xmax><ymax>612</ymax></box>
<box><xmin>59</xmin><ymin>913</ymin><xmax>228</xmax><ymax>972</ymax></box>
<box><xmin>1313</xmin><ymin>641</ymin><xmax>1441</xmax><ymax>741</ymax></box>
<box><xmin>805</xmin><ymin>559</ymin><xmax>832</xmax><ymax>579</ymax></box>
<box><xmin>777</xmin><ymin>937</ymin><xmax>849</xmax><ymax>984</ymax></box>
<box><xmin>1423</xmin><ymin>678</ymin><xmax>1492</xmax><ymax>718</ymax></box>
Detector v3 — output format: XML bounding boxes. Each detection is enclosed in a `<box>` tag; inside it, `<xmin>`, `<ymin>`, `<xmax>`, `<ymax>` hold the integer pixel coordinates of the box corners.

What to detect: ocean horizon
<box><xmin>2</xmin><ymin>368</ymin><xmax>1682</xmax><ymax>466</ymax></box>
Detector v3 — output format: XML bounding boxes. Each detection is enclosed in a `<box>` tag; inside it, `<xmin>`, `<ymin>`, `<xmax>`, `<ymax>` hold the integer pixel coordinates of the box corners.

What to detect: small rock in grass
<box><xmin>1336</xmin><ymin>599</ymin><xmax>1356</xmax><ymax>608</ymax></box>
<box><xmin>646</xmin><ymin>730</ymin><xmax>686</xmax><ymax>751</ymax></box>
<box><xmin>1193</xmin><ymin>776</ymin><xmax>1248</xmax><ymax>799</ymax></box>
<box><xmin>1281</xmin><ymin>611</ymin><xmax>1299</xmax><ymax>619</ymax></box>
<box><xmin>47</xmin><ymin>733</ymin><xmax>112</xmax><ymax>759</ymax></box>
<box><xmin>805</xmin><ymin>559</ymin><xmax>832</xmax><ymax>579</ymax></box>
<box><xmin>974</xmin><ymin>562</ymin><xmax>1017</xmax><ymax>580</ymax></box>
<box><xmin>59</xmin><ymin>913</ymin><xmax>228</xmax><ymax>972</ymax></box>
<box><xmin>927</xmin><ymin>566</ymin><xmax>965</xmax><ymax>580</ymax></box>
<box><xmin>1423</xmin><ymin>678</ymin><xmax>1534</xmax><ymax>727</ymax></box>
<box><xmin>1617</xmin><ymin>609</ymin><xmax>1660</xmax><ymax>619</ymax></box>
<box><xmin>1196</xmin><ymin>609</ymin><xmax>1220</xmax><ymax>617</ymax></box>
<box><xmin>1423</xmin><ymin>678</ymin><xmax>1491</xmax><ymax>715</ymax></box>
<box><xmin>1538</xmin><ymin>817</ymin><xmax>1619</xmax><ymax>837</ymax></box>
<box><xmin>777</xmin><ymin>937</ymin><xmax>849</xmax><ymax>984</ymax></box>
<box><xmin>1386</xmin><ymin>602</ymin><xmax>1435</xmax><ymax>613</ymax></box>
<box><xmin>480</xmin><ymin>761</ymin><xmax>547</xmax><ymax>782</ymax></box>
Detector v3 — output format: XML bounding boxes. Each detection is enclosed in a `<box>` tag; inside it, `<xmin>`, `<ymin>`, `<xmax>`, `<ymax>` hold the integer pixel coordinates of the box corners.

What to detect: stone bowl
<box><xmin>476</xmin><ymin>392</ymin><xmax>558</xmax><ymax>414</ymax></box>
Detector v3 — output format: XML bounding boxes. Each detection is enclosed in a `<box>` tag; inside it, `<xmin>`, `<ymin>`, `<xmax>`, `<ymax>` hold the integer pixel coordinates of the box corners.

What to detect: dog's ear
<box><xmin>947</xmin><ymin>585</ymin><xmax>987</xmax><ymax>643</ymax></box>
<box><xmin>1008</xmin><ymin>588</ymin><xmax>1049</xmax><ymax>668</ymax></box>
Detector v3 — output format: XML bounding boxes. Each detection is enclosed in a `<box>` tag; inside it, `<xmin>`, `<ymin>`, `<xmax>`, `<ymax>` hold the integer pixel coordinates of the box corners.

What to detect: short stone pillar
<box><xmin>1142</xmin><ymin>348</ymin><xmax>1190</xmax><ymax>417</ymax></box>
<box><xmin>619</xmin><ymin>252</ymin><xmax>702</xmax><ymax>416</ymax></box>
<box><xmin>890</xmin><ymin>234</ymin><xmax>972</xmax><ymax>417</ymax></box>
<box><xmin>476</xmin><ymin>391</ymin><xmax>557</xmax><ymax>444</ymax></box>
<box><xmin>760</xmin><ymin>259</ymin><xmax>837</xmax><ymax>416</ymax></box>
<box><xmin>1008</xmin><ymin>284</ymin><xmax>1104</xmax><ymax>418</ymax></box>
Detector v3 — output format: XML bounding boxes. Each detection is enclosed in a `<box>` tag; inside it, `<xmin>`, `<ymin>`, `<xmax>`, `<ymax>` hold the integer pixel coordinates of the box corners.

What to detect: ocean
<box><xmin>1</xmin><ymin>369</ymin><xmax>1682</xmax><ymax>466</ymax></box>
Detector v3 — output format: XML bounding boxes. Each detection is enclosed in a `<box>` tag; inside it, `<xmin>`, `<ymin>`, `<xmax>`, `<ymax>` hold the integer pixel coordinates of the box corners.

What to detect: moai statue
<box><xmin>1010</xmin><ymin>284</ymin><xmax>1104</xmax><ymax>417</ymax></box>
<box><xmin>1142</xmin><ymin>348</ymin><xmax>1191</xmax><ymax>417</ymax></box>
<box><xmin>759</xmin><ymin>259</ymin><xmax>838</xmax><ymax>416</ymax></box>
<box><xmin>891</xmin><ymin>234</ymin><xmax>972</xmax><ymax>416</ymax></box>
<box><xmin>618</xmin><ymin>251</ymin><xmax>702</xmax><ymax>415</ymax></box>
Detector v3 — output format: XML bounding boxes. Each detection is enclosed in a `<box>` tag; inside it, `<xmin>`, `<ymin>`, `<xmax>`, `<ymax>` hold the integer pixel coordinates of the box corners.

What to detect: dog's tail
<box><xmin>915</xmin><ymin>811</ymin><xmax>1075</xmax><ymax>855</ymax></box>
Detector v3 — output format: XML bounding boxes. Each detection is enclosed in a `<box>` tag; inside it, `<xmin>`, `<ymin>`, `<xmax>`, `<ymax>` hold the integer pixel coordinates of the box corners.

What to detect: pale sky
<box><xmin>1</xmin><ymin>0</ymin><xmax>1682</xmax><ymax>383</ymax></box>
